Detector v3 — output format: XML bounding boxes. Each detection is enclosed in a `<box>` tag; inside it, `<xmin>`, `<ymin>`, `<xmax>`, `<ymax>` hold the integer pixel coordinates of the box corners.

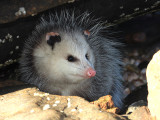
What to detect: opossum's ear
<box><xmin>46</xmin><ymin>32</ymin><xmax>61</xmax><ymax>50</ymax></box>
<box><xmin>84</xmin><ymin>30</ymin><xmax>90</xmax><ymax>37</ymax></box>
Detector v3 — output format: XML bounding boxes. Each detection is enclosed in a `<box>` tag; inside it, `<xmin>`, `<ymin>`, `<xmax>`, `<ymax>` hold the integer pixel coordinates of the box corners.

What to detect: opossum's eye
<box><xmin>85</xmin><ymin>53</ymin><xmax>89</xmax><ymax>60</ymax></box>
<box><xmin>67</xmin><ymin>55</ymin><xmax>78</xmax><ymax>62</ymax></box>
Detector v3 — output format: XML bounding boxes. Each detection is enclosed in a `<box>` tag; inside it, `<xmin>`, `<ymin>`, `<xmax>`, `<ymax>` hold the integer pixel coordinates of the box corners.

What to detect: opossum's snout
<box><xmin>86</xmin><ymin>68</ymin><xmax>96</xmax><ymax>78</ymax></box>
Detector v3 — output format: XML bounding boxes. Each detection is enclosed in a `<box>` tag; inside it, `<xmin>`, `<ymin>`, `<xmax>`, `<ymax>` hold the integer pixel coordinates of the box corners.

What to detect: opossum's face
<box><xmin>33</xmin><ymin>32</ymin><xmax>96</xmax><ymax>84</ymax></box>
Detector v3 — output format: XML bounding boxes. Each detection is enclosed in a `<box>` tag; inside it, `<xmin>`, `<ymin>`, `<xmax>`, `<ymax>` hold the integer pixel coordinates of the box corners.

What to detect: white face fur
<box><xmin>33</xmin><ymin>32</ymin><xmax>95</xmax><ymax>85</ymax></box>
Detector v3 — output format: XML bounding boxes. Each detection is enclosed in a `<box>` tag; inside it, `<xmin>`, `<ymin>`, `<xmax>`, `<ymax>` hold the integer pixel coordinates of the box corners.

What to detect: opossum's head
<box><xmin>33</xmin><ymin>31</ymin><xmax>96</xmax><ymax>84</ymax></box>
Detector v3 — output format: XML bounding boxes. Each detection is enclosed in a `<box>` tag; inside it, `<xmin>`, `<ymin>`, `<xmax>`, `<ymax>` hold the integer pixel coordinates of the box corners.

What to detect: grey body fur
<box><xmin>19</xmin><ymin>10</ymin><xmax>124</xmax><ymax>109</ymax></box>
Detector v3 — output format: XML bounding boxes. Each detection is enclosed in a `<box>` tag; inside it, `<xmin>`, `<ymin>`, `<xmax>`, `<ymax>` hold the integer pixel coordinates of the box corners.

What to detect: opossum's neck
<box><xmin>48</xmin><ymin>82</ymin><xmax>80</xmax><ymax>95</ymax></box>
<box><xmin>45</xmin><ymin>77</ymin><xmax>92</xmax><ymax>96</ymax></box>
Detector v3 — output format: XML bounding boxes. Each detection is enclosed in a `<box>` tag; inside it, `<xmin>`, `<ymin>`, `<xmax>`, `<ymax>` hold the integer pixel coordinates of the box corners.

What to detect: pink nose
<box><xmin>86</xmin><ymin>68</ymin><xmax>96</xmax><ymax>78</ymax></box>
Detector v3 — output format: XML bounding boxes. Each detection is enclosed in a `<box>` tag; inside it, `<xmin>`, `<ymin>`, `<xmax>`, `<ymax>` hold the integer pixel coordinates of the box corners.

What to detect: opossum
<box><xmin>19</xmin><ymin>10</ymin><xmax>124</xmax><ymax>109</ymax></box>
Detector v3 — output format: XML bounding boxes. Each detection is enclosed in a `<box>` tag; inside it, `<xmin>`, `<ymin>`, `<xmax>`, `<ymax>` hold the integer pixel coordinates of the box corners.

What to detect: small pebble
<box><xmin>39</xmin><ymin>94</ymin><xmax>44</xmax><ymax>97</ymax></box>
<box><xmin>120</xmin><ymin>6</ymin><xmax>123</xmax><ymax>9</ymax></box>
<box><xmin>46</xmin><ymin>97</ymin><xmax>50</xmax><ymax>101</ymax></box>
<box><xmin>134</xmin><ymin>81</ymin><xmax>144</xmax><ymax>87</ymax></box>
<box><xmin>67</xmin><ymin>98</ymin><xmax>71</xmax><ymax>108</ymax></box>
<box><xmin>134</xmin><ymin>59</ymin><xmax>141</xmax><ymax>66</ymax></box>
<box><xmin>120</xmin><ymin>13</ymin><xmax>125</xmax><ymax>17</ymax></box>
<box><xmin>31</xmin><ymin>14</ymin><xmax>36</xmax><ymax>16</ymax></box>
<box><xmin>34</xmin><ymin>93</ymin><xmax>39</xmax><ymax>96</ymax></box>
<box><xmin>79</xmin><ymin>109</ymin><xmax>83</xmax><ymax>112</ymax></box>
<box><xmin>13</xmin><ymin>59</ymin><xmax>17</xmax><ymax>62</ymax></box>
<box><xmin>68</xmin><ymin>0</ymin><xmax>75</xmax><ymax>3</ymax></box>
<box><xmin>144</xmin><ymin>8</ymin><xmax>149</xmax><ymax>11</ymax></box>
<box><xmin>9</xmin><ymin>38</ymin><xmax>13</xmax><ymax>42</ymax></box>
<box><xmin>123</xmin><ymin>58</ymin><xmax>130</xmax><ymax>65</ymax></box>
<box><xmin>10</xmin><ymin>51</ymin><xmax>13</xmax><ymax>55</ymax></box>
<box><xmin>128</xmin><ymin>73</ymin><xmax>139</xmax><ymax>82</ymax></box>
<box><xmin>53</xmin><ymin>104</ymin><xmax>57</xmax><ymax>107</ymax></box>
<box><xmin>30</xmin><ymin>109</ymin><xmax>35</xmax><ymax>113</ymax></box>
<box><xmin>34</xmin><ymin>92</ymin><xmax>49</xmax><ymax>97</ymax></box>
<box><xmin>44</xmin><ymin>93</ymin><xmax>49</xmax><ymax>96</ymax></box>
<box><xmin>2</xmin><ymin>40</ymin><xmax>5</xmax><ymax>43</ymax></box>
<box><xmin>15</xmin><ymin>7</ymin><xmax>26</xmax><ymax>16</ymax></box>
<box><xmin>134</xmin><ymin>8</ymin><xmax>140</xmax><ymax>11</ymax></box>
<box><xmin>141</xmin><ymin>68</ymin><xmax>146</xmax><ymax>74</ymax></box>
<box><xmin>15</xmin><ymin>46</ymin><xmax>19</xmax><ymax>50</ymax></box>
<box><xmin>5</xmin><ymin>33</ymin><xmax>12</xmax><ymax>39</ymax></box>
<box><xmin>55</xmin><ymin>100</ymin><xmax>60</xmax><ymax>104</ymax></box>
<box><xmin>124</xmin><ymin>87</ymin><xmax>131</xmax><ymax>95</ymax></box>
<box><xmin>71</xmin><ymin>109</ymin><xmax>76</xmax><ymax>112</ymax></box>
<box><xmin>43</xmin><ymin>104</ymin><xmax>50</xmax><ymax>110</ymax></box>
<box><xmin>130</xmin><ymin>59</ymin><xmax>135</xmax><ymax>64</ymax></box>
<box><xmin>133</xmin><ymin>50</ymin><xmax>139</xmax><ymax>56</ymax></box>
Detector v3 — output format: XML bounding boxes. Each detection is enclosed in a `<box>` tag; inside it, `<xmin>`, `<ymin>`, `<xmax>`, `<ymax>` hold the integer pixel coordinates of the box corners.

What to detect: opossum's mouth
<box><xmin>71</xmin><ymin>74</ymin><xmax>88</xmax><ymax>79</ymax></box>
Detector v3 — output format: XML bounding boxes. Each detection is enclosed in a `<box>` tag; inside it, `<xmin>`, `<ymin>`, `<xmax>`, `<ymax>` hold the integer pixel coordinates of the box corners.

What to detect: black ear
<box><xmin>46</xmin><ymin>32</ymin><xmax>61</xmax><ymax>50</ymax></box>
<box><xmin>83</xmin><ymin>30</ymin><xmax>90</xmax><ymax>38</ymax></box>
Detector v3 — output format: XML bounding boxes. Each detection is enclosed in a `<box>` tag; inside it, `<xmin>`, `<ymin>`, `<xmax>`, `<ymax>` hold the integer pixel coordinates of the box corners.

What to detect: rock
<box><xmin>90</xmin><ymin>95</ymin><xmax>119</xmax><ymax>113</ymax></box>
<box><xmin>0</xmin><ymin>87</ymin><xmax>126</xmax><ymax>120</ymax></box>
<box><xmin>124</xmin><ymin>85</ymin><xmax>148</xmax><ymax>108</ymax></box>
<box><xmin>125</xmin><ymin>100</ymin><xmax>151</xmax><ymax>120</ymax></box>
<box><xmin>128</xmin><ymin>106</ymin><xmax>151</xmax><ymax>120</ymax></box>
<box><xmin>126</xmin><ymin>100</ymin><xmax>147</xmax><ymax>114</ymax></box>
<box><xmin>146</xmin><ymin>50</ymin><xmax>160</xmax><ymax>120</ymax></box>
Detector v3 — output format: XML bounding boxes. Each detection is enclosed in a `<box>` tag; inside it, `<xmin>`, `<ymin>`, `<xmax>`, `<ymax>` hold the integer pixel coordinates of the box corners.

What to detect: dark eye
<box><xmin>67</xmin><ymin>55</ymin><xmax>77</xmax><ymax>62</ymax></box>
<box><xmin>85</xmin><ymin>53</ymin><xmax>89</xmax><ymax>60</ymax></box>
